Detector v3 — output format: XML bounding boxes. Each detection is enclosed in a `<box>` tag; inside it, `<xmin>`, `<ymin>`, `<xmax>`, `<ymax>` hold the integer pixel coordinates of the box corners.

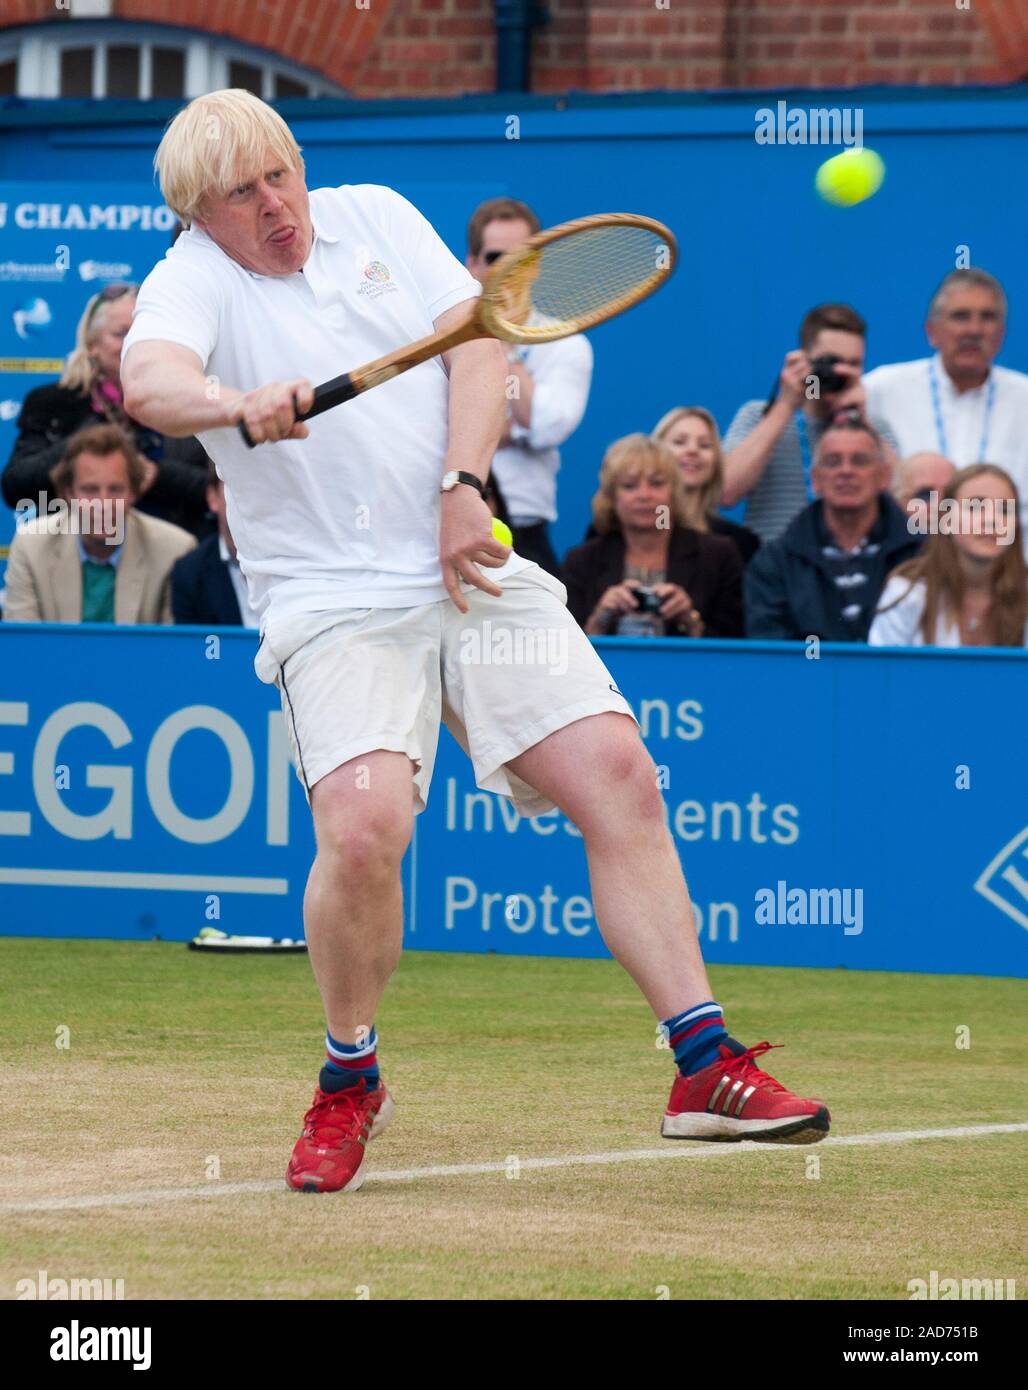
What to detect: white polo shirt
<box><xmin>869</xmin><ymin>574</ymin><xmax>1028</xmax><ymax>647</ymax></box>
<box><xmin>122</xmin><ymin>183</ymin><xmax>530</xmax><ymax>625</ymax></box>
<box><xmin>864</xmin><ymin>353</ymin><xmax>1028</xmax><ymax>549</ymax></box>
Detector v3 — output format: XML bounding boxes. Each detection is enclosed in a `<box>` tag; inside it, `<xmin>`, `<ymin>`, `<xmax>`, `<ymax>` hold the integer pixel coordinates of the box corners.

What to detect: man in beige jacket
<box><xmin>3</xmin><ymin>422</ymin><xmax>194</xmax><ymax>624</ymax></box>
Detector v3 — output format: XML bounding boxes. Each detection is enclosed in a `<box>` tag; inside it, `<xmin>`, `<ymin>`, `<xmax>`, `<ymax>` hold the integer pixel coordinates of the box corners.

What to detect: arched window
<box><xmin>0</xmin><ymin>20</ymin><xmax>347</xmax><ymax>100</ymax></box>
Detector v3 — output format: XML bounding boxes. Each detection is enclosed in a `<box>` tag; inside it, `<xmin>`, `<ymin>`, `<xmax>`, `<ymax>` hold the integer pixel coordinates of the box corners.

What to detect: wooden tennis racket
<box><xmin>238</xmin><ymin>211</ymin><xmax>676</xmax><ymax>446</ymax></box>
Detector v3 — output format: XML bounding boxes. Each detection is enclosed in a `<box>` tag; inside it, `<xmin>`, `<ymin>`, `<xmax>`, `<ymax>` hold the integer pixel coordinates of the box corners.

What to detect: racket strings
<box><xmin>488</xmin><ymin>222</ymin><xmax>673</xmax><ymax>340</ymax></box>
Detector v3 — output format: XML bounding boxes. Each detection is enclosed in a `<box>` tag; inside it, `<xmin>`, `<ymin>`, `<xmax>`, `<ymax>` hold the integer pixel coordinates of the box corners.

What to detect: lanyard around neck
<box><xmin>795</xmin><ymin>410</ymin><xmax>815</xmax><ymax>502</ymax></box>
<box><xmin>928</xmin><ymin>358</ymin><xmax>995</xmax><ymax>460</ymax></box>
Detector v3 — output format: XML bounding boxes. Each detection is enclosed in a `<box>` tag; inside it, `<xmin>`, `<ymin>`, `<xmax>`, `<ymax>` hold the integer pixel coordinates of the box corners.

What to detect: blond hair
<box><xmin>591</xmin><ymin>433</ymin><xmax>691</xmax><ymax>535</ymax></box>
<box><xmin>154</xmin><ymin>89</ymin><xmax>305</xmax><ymax>227</ymax></box>
<box><xmin>651</xmin><ymin>405</ymin><xmax>724</xmax><ymax>530</ymax></box>
<box><xmin>60</xmin><ymin>285</ymin><xmax>138</xmax><ymax>394</ymax></box>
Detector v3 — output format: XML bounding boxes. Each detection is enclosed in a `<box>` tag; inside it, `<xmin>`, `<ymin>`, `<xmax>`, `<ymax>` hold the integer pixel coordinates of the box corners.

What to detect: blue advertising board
<box><xmin>1</xmin><ymin>624</ymin><xmax>1025</xmax><ymax>978</ymax></box>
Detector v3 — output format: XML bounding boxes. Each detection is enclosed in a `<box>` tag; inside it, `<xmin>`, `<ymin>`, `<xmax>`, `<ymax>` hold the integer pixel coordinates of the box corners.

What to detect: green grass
<box><xmin>0</xmin><ymin>939</ymin><xmax>1025</xmax><ymax>1300</ymax></box>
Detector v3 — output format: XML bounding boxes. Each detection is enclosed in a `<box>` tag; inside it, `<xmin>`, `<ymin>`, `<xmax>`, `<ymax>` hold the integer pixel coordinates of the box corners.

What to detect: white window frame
<box><xmin>0</xmin><ymin>22</ymin><xmax>346</xmax><ymax>100</ymax></box>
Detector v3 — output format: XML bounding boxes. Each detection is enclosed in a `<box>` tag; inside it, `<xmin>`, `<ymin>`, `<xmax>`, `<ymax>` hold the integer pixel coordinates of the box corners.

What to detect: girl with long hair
<box><xmin>870</xmin><ymin>464</ymin><xmax>1027</xmax><ymax>647</ymax></box>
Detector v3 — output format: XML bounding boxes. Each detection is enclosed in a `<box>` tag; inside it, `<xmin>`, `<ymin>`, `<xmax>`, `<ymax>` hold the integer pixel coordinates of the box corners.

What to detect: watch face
<box><xmin>441</xmin><ymin>471</ymin><xmax>457</xmax><ymax>490</ymax></box>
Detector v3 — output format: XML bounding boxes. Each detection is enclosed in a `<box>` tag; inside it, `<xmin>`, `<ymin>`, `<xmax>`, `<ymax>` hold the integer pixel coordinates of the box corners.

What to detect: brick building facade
<box><xmin>1</xmin><ymin>0</ymin><xmax>1025</xmax><ymax>96</ymax></box>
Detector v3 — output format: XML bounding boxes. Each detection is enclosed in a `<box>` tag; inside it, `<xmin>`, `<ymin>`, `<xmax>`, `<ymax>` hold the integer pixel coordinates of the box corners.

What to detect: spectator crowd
<box><xmin>1</xmin><ymin>204</ymin><xmax>1025</xmax><ymax>651</ymax></box>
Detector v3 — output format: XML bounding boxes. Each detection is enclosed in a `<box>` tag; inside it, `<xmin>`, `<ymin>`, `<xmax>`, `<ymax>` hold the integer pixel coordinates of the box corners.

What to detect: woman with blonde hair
<box><xmin>562</xmin><ymin>433</ymin><xmax>743</xmax><ymax>637</ymax></box>
<box><xmin>652</xmin><ymin>405</ymin><xmax>760</xmax><ymax>565</ymax></box>
<box><xmin>2</xmin><ymin>281</ymin><xmax>210</xmax><ymax>535</ymax></box>
<box><xmin>870</xmin><ymin>464</ymin><xmax>1027</xmax><ymax>646</ymax></box>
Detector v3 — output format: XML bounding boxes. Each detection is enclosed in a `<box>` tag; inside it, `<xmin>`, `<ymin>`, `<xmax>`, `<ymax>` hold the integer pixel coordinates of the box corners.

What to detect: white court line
<box><xmin>2</xmin><ymin>1122</ymin><xmax>1025</xmax><ymax>1214</ymax></box>
<box><xmin>0</xmin><ymin>868</ymin><xmax>287</xmax><ymax>893</ymax></box>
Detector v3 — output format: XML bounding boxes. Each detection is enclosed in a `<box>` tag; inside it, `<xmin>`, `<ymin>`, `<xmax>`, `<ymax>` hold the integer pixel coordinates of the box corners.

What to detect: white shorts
<box><xmin>254</xmin><ymin>564</ymin><xmax>636</xmax><ymax>817</ymax></box>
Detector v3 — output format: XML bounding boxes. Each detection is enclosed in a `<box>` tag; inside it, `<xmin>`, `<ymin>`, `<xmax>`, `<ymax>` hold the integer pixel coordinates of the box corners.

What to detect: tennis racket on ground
<box><xmin>237</xmin><ymin>212</ymin><xmax>676</xmax><ymax>446</ymax></box>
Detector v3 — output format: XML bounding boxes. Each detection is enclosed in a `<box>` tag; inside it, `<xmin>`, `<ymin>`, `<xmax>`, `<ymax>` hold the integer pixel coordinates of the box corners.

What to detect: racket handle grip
<box><xmin>236</xmin><ymin>375</ymin><xmax>359</xmax><ymax>448</ymax></box>
<box><xmin>304</xmin><ymin>373</ymin><xmax>358</xmax><ymax>421</ymax></box>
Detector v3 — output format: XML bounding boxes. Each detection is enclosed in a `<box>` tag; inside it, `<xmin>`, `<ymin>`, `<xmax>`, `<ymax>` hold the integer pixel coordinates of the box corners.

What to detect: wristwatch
<box><xmin>440</xmin><ymin>470</ymin><xmax>485</xmax><ymax>496</ymax></box>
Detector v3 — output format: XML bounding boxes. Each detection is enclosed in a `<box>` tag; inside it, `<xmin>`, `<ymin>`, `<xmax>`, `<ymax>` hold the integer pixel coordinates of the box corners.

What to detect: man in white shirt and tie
<box><xmin>466</xmin><ymin>197</ymin><xmax>593</xmax><ymax>575</ymax></box>
<box><xmin>863</xmin><ymin>268</ymin><xmax>1028</xmax><ymax>552</ymax></box>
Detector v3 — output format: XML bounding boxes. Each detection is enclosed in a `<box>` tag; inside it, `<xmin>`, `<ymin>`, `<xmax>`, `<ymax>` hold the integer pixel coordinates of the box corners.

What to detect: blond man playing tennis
<box><xmin>122</xmin><ymin>90</ymin><xmax>829</xmax><ymax>1194</ymax></box>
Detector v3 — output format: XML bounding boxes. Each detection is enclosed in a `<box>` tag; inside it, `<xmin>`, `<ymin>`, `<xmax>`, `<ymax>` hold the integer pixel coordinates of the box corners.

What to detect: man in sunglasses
<box><xmin>465</xmin><ymin>197</ymin><xmax>593</xmax><ymax>577</ymax></box>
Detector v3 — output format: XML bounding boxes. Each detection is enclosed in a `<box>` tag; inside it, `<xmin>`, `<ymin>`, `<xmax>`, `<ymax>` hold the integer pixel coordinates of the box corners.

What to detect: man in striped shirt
<box><xmin>722</xmin><ymin>303</ymin><xmax>899</xmax><ymax>544</ymax></box>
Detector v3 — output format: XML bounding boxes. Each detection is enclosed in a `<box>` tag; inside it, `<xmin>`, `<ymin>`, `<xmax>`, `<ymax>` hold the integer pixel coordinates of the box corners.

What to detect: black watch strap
<box><xmin>446</xmin><ymin>471</ymin><xmax>486</xmax><ymax>497</ymax></box>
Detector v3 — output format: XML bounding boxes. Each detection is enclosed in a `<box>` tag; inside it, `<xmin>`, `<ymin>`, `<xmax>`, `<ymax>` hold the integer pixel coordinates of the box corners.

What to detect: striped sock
<box><xmin>661</xmin><ymin>1001</ymin><xmax>730</xmax><ymax>1077</ymax></box>
<box><xmin>319</xmin><ymin>1026</ymin><xmax>380</xmax><ymax>1094</ymax></box>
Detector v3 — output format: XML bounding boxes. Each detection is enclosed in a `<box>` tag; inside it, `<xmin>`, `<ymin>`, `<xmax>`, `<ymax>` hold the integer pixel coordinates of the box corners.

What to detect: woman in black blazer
<box><xmin>562</xmin><ymin>433</ymin><xmax>743</xmax><ymax>638</ymax></box>
<box><xmin>1</xmin><ymin>282</ymin><xmax>210</xmax><ymax>537</ymax></box>
<box><xmin>652</xmin><ymin>405</ymin><xmax>760</xmax><ymax>565</ymax></box>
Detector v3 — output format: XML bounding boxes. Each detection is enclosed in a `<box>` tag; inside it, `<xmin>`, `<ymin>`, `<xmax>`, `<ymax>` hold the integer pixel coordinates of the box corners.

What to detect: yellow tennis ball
<box><xmin>492</xmin><ymin>517</ymin><xmax>513</xmax><ymax>546</ymax></box>
<box><xmin>815</xmin><ymin>147</ymin><xmax>885</xmax><ymax>207</ymax></box>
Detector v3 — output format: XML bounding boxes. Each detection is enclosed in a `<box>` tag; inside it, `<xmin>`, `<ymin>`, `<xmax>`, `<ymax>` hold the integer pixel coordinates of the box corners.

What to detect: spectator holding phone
<box><xmin>722</xmin><ymin>303</ymin><xmax>899</xmax><ymax>543</ymax></box>
<box><xmin>870</xmin><ymin>464</ymin><xmax>1026</xmax><ymax>647</ymax></box>
<box><xmin>562</xmin><ymin>433</ymin><xmax>743</xmax><ymax>638</ymax></box>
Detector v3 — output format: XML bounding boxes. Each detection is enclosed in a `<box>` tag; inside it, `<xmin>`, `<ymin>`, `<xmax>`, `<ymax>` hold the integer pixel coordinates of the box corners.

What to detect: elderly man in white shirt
<box><xmin>121</xmin><ymin>91</ymin><xmax>829</xmax><ymax>1196</ymax></box>
<box><xmin>465</xmin><ymin>197</ymin><xmax>593</xmax><ymax>575</ymax></box>
<box><xmin>863</xmin><ymin>268</ymin><xmax>1028</xmax><ymax>553</ymax></box>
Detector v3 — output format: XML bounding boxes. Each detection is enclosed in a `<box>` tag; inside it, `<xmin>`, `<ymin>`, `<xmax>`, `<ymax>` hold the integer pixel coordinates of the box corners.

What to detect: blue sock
<box><xmin>660</xmin><ymin>1002</ymin><xmax>732</xmax><ymax>1077</ymax></box>
<box><xmin>319</xmin><ymin>1026</ymin><xmax>380</xmax><ymax>1094</ymax></box>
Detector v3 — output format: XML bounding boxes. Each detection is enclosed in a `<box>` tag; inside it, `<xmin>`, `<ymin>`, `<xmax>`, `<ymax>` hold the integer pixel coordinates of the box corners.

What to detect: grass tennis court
<box><xmin>1</xmin><ymin>939</ymin><xmax>1024</xmax><ymax>1301</ymax></box>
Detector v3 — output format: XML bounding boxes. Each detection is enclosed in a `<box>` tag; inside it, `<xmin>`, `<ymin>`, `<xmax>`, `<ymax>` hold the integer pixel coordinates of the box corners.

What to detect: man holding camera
<box><xmin>721</xmin><ymin>304</ymin><xmax>899</xmax><ymax>544</ymax></box>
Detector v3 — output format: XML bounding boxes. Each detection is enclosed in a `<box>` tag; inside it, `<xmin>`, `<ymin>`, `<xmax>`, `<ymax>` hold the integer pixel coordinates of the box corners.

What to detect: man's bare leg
<box><xmin>506</xmin><ymin>711</ymin><xmax>711</xmax><ymax>1019</ymax></box>
<box><xmin>507</xmin><ymin>711</ymin><xmax>829</xmax><ymax>1142</ymax></box>
<box><xmin>285</xmin><ymin>749</ymin><xmax>415</xmax><ymax>1190</ymax></box>
<box><xmin>304</xmin><ymin>749</ymin><xmax>415</xmax><ymax>1044</ymax></box>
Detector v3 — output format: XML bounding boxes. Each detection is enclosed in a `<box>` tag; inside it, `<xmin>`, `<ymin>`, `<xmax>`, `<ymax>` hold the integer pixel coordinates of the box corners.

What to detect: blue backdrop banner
<box><xmin>1</xmin><ymin>625</ymin><xmax>1025</xmax><ymax>978</ymax></box>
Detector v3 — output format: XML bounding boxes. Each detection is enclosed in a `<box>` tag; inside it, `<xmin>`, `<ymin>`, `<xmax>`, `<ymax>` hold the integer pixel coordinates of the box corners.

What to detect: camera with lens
<box><xmin>634</xmin><ymin>586</ymin><xmax>664</xmax><ymax>614</ymax></box>
<box><xmin>808</xmin><ymin>353</ymin><xmax>850</xmax><ymax>395</ymax></box>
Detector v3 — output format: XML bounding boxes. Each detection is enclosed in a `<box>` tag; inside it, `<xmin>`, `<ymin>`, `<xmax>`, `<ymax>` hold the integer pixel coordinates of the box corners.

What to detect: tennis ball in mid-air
<box><xmin>492</xmin><ymin>518</ymin><xmax>513</xmax><ymax>546</ymax></box>
<box><xmin>815</xmin><ymin>147</ymin><xmax>885</xmax><ymax>207</ymax></box>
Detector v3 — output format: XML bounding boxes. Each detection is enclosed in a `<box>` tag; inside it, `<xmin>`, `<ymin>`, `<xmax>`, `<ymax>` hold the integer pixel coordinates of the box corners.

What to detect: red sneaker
<box><xmin>286</xmin><ymin>1079</ymin><xmax>395</xmax><ymax>1193</ymax></box>
<box><xmin>661</xmin><ymin>1041</ymin><xmax>829</xmax><ymax>1144</ymax></box>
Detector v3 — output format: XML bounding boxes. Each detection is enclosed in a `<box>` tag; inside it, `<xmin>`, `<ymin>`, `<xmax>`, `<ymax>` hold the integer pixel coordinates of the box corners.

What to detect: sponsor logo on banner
<box><xmin>1</xmin><ymin>399</ymin><xmax>21</xmax><ymax>420</ymax></box>
<box><xmin>974</xmin><ymin>827</ymin><xmax>1028</xmax><ymax>931</ymax></box>
<box><xmin>0</xmin><ymin>260</ymin><xmax>65</xmax><ymax>283</ymax></box>
<box><xmin>12</xmin><ymin>298</ymin><xmax>52</xmax><ymax>339</ymax></box>
<box><xmin>78</xmin><ymin>260</ymin><xmax>133</xmax><ymax>282</ymax></box>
